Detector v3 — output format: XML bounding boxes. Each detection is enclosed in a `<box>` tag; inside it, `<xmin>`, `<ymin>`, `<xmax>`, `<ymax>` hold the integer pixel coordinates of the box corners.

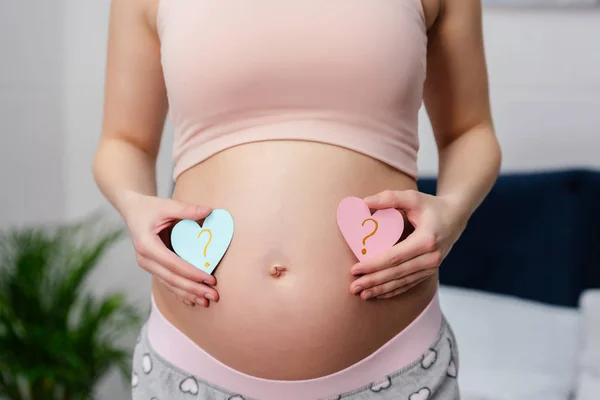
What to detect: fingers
<box><xmin>154</xmin><ymin>275</ymin><xmax>194</xmax><ymax>305</ymax></box>
<box><xmin>137</xmin><ymin>235</ymin><xmax>217</xmax><ymax>286</ymax></box>
<box><xmin>158</xmin><ymin>278</ymin><xmax>208</xmax><ymax>307</ymax></box>
<box><xmin>351</xmin><ymin>231</ymin><xmax>438</xmax><ymax>276</ymax></box>
<box><xmin>376</xmin><ymin>276</ymin><xmax>431</xmax><ymax>299</ymax></box>
<box><xmin>162</xmin><ymin>199</ymin><xmax>213</xmax><ymax>221</ymax></box>
<box><xmin>363</xmin><ymin>189</ymin><xmax>420</xmax><ymax>211</ymax></box>
<box><xmin>357</xmin><ymin>268</ymin><xmax>434</xmax><ymax>300</ymax></box>
<box><xmin>351</xmin><ymin>252</ymin><xmax>438</xmax><ymax>298</ymax></box>
<box><xmin>351</xmin><ymin>250</ymin><xmax>438</xmax><ymax>293</ymax></box>
<box><xmin>137</xmin><ymin>254</ymin><xmax>219</xmax><ymax>306</ymax></box>
<box><xmin>176</xmin><ymin>294</ymin><xmax>195</xmax><ymax>307</ymax></box>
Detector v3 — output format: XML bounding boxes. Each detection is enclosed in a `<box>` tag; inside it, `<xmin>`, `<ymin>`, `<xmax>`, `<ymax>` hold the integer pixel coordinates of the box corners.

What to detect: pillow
<box><xmin>439</xmin><ymin>285</ymin><xmax>579</xmax><ymax>400</ymax></box>
<box><xmin>573</xmin><ymin>289</ymin><xmax>600</xmax><ymax>400</ymax></box>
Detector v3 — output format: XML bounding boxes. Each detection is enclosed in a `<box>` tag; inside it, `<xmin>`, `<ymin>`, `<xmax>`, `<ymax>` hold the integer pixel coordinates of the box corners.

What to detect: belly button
<box><xmin>269</xmin><ymin>265</ymin><xmax>287</xmax><ymax>278</ymax></box>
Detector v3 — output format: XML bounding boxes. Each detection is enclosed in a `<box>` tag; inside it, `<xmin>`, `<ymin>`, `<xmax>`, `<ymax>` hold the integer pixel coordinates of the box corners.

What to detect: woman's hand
<box><xmin>349</xmin><ymin>190</ymin><xmax>468</xmax><ymax>300</ymax></box>
<box><xmin>122</xmin><ymin>191</ymin><xmax>219</xmax><ymax>307</ymax></box>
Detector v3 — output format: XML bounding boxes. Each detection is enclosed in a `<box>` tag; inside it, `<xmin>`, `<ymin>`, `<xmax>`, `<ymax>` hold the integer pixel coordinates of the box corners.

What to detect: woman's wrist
<box><xmin>438</xmin><ymin>193</ymin><xmax>473</xmax><ymax>229</ymax></box>
<box><xmin>116</xmin><ymin>189</ymin><xmax>145</xmax><ymax>221</ymax></box>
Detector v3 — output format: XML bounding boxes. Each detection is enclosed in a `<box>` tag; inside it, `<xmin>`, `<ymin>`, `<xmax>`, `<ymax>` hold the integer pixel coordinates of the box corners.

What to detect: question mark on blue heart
<box><xmin>197</xmin><ymin>228</ymin><xmax>212</xmax><ymax>268</ymax></box>
<box><xmin>170</xmin><ymin>209</ymin><xmax>234</xmax><ymax>275</ymax></box>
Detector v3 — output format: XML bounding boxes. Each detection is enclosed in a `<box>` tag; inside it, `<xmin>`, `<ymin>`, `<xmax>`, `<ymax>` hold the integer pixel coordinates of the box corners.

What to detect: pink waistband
<box><xmin>147</xmin><ymin>291</ymin><xmax>442</xmax><ymax>400</ymax></box>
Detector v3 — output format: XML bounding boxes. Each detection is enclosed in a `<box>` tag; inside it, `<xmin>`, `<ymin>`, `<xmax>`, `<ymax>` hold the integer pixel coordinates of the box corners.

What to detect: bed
<box><xmin>417</xmin><ymin>169</ymin><xmax>600</xmax><ymax>400</ymax></box>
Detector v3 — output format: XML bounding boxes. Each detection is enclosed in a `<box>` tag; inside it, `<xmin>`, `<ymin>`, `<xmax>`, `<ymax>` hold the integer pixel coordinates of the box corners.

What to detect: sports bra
<box><xmin>157</xmin><ymin>0</ymin><xmax>428</xmax><ymax>181</ymax></box>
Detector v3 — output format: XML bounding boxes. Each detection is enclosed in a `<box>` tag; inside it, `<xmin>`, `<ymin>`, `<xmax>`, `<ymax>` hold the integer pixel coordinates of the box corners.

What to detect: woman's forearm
<box><xmin>93</xmin><ymin>136</ymin><xmax>158</xmax><ymax>217</ymax></box>
<box><xmin>435</xmin><ymin>123</ymin><xmax>502</xmax><ymax>223</ymax></box>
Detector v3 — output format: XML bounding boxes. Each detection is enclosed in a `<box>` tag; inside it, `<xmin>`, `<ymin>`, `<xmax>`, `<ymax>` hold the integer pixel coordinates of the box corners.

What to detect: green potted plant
<box><xmin>0</xmin><ymin>213</ymin><xmax>142</xmax><ymax>400</ymax></box>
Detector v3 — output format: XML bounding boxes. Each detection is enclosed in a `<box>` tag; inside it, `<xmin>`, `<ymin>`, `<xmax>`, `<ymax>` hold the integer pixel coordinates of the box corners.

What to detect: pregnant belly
<box><xmin>153</xmin><ymin>141</ymin><xmax>438</xmax><ymax>380</ymax></box>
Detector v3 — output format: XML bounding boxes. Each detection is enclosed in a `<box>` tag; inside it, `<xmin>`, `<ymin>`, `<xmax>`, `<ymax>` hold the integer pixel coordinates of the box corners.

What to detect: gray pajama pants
<box><xmin>131</xmin><ymin>319</ymin><xmax>460</xmax><ymax>400</ymax></box>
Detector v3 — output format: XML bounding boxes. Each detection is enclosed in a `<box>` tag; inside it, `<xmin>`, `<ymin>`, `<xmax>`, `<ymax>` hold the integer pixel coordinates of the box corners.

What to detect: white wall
<box><xmin>1</xmin><ymin>3</ymin><xmax>599</xmax><ymax>399</ymax></box>
<box><xmin>0</xmin><ymin>1</ymin><xmax>65</xmax><ymax>227</ymax></box>
<box><xmin>418</xmin><ymin>8</ymin><xmax>600</xmax><ymax>176</ymax></box>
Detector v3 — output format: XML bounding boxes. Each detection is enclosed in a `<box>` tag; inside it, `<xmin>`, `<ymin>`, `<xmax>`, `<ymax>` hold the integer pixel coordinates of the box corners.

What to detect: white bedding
<box><xmin>574</xmin><ymin>289</ymin><xmax>600</xmax><ymax>400</ymax></box>
<box><xmin>438</xmin><ymin>285</ymin><xmax>580</xmax><ymax>400</ymax></box>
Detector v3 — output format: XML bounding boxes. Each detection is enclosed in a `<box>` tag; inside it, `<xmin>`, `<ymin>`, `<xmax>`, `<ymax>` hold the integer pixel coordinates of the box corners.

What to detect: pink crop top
<box><xmin>157</xmin><ymin>0</ymin><xmax>428</xmax><ymax>181</ymax></box>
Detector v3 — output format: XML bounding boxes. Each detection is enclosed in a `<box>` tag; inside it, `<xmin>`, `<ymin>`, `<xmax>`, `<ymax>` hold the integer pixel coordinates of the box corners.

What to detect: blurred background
<box><xmin>1</xmin><ymin>1</ymin><xmax>599</xmax><ymax>400</ymax></box>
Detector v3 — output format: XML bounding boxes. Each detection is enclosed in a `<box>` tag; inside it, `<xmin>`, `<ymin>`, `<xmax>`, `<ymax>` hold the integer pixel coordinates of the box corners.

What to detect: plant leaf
<box><xmin>0</xmin><ymin>212</ymin><xmax>142</xmax><ymax>400</ymax></box>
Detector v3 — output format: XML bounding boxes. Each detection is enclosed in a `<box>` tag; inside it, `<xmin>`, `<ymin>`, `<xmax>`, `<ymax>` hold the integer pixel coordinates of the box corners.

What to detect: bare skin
<box><xmin>94</xmin><ymin>0</ymin><xmax>500</xmax><ymax>381</ymax></box>
<box><xmin>159</xmin><ymin>143</ymin><xmax>438</xmax><ymax>379</ymax></box>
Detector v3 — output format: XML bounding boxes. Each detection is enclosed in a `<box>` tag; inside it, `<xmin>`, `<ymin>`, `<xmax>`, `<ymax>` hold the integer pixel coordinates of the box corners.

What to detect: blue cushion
<box><xmin>418</xmin><ymin>169</ymin><xmax>600</xmax><ymax>307</ymax></box>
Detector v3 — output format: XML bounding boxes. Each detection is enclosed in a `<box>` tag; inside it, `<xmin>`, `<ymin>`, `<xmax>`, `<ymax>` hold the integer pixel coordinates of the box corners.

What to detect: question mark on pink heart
<box><xmin>361</xmin><ymin>218</ymin><xmax>379</xmax><ymax>255</ymax></box>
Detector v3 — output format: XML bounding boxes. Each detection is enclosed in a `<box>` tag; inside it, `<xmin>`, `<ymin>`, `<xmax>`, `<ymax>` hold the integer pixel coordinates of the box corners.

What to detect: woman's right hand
<box><xmin>121</xmin><ymin>191</ymin><xmax>219</xmax><ymax>308</ymax></box>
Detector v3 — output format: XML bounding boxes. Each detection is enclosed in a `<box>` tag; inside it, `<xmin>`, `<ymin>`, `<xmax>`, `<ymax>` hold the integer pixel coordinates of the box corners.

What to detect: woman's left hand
<box><xmin>349</xmin><ymin>190</ymin><xmax>469</xmax><ymax>300</ymax></box>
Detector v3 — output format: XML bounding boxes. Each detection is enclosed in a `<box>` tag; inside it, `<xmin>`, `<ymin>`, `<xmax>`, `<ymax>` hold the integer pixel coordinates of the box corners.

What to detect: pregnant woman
<box><xmin>94</xmin><ymin>0</ymin><xmax>500</xmax><ymax>398</ymax></box>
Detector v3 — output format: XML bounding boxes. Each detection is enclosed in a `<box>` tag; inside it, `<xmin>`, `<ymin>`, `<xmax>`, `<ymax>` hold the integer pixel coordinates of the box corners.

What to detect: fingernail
<box><xmin>353</xmin><ymin>286</ymin><xmax>363</xmax><ymax>295</ymax></box>
<box><xmin>363</xmin><ymin>290</ymin><xmax>373</xmax><ymax>300</ymax></box>
<box><xmin>351</xmin><ymin>269</ymin><xmax>362</xmax><ymax>276</ymax></box>
<box><xmin>197</xmin><ymin>206</ymin><xmax>211</xmax><ymax>214</ymax></box>
<box><xmin>184</xmin><ymin>300</ymin><xmax>193</xmax><ymax>306</ymax></box>
<box><xmin>204</xmin><ymin>293</ymin><xmax>215</xmax><ymax>301</ymax></box>
<box><xmin>203</xmin><ymin>280</ymin><xmax>215</xmax><ymax>286</ymax></box>
<box><xmin>195</xmin><ymin>298</ymin><xmax>205</xmax><ymax>306</ymax></box>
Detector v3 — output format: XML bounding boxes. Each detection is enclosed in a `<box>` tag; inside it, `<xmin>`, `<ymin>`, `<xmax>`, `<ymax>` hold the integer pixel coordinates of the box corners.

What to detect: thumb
<box><xmin>163</xmin><ymin>199</ymin><xmax>213</xmax><ymax>220</ymax></box>
<box><xmin>363</xmin><ymin>190</ymin><xmax>419</xmax><ymax>211</ymax></box>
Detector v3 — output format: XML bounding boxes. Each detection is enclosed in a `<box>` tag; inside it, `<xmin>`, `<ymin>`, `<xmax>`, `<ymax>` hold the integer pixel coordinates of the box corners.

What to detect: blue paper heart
<box><xmin>170</xmin><ymin>209</ymin><xmax>234</xmax><ymax>275</ymax></box>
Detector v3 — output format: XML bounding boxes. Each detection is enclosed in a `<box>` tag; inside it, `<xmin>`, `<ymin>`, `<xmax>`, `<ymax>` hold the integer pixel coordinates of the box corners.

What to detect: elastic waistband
<box><xmin>147</xmin><ymin>291</ymin><xmax>442</xmax><ymax>400</ymax></box>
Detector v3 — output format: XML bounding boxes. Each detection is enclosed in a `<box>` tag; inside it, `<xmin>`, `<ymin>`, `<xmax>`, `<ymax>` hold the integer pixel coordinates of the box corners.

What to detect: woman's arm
<box><xmin>423</xmin><ymin>0</ymin><xmax>501</xmax><ymax>222</ymax></box>
<box><xmin>349</xmin><ymin>0</ymin><xmax>501</xmax><ymax>299</ymax></box>
<box><xmin>93</xmin><ymin>0</ymin><xmax>167</xmax><ymax>216</ymax></box>
<box><xmin>93</xmin><ymin>0</ymin><xmax>218</xmax><ymax>306</ymax></box>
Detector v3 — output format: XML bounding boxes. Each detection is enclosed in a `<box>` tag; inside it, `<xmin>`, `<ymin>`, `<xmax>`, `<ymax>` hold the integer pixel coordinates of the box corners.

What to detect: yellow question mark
<box><xmin>361</xmin><ymin>218</ymin><xmax>379</xmax><ymax>255</ymax></box>
<box><xmin>197</xmin><ymin>229</ymin><xmax>213</xmax><ymax>268</ymax></box>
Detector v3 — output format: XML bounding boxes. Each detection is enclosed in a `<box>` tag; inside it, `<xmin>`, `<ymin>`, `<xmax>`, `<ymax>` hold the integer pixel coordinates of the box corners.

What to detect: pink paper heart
<box><xmin>336</xmin><ymin>196</ymin><xmax>404</xmax><ymax>261</ymax></box>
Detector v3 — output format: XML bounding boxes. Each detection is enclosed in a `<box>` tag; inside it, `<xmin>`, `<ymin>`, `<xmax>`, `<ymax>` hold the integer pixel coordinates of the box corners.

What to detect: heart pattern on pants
<box><xmin>409</xmin><ymin>388</ymin><xmax>431</xmax><ymax>400</ymax></box>
<box><xmin>421</xmin><ymin>349</ymin><xmax>437</xmax><ymax>369</ymax></box>
<box><xmin>179</xmin><ymin>377</ymin><xmax>199</xmax><ymax>394</ymax></box>
<box><xmin>336</xmin><ymin>197</ymin><xmax>404</xmax><ymax>261</ymax></box>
